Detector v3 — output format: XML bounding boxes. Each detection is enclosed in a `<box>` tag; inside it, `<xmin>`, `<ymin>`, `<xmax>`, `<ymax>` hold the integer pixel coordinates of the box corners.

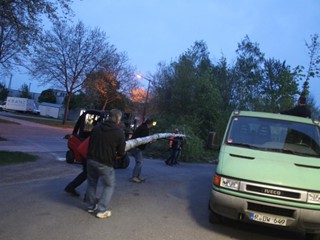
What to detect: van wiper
<box><xmin>280</xmin><ymin>148</ymin><xmax>320</xmax><ymax>158</ymax></box>
<box><xmin>228</xmin><ymin>142</ymin><xmax>259</xmax><ymax>149</ymax></box>
<box><xmin>257</xmin><ymin>148</ymin><xmax>298</xmax><ymax>155</ymax></box>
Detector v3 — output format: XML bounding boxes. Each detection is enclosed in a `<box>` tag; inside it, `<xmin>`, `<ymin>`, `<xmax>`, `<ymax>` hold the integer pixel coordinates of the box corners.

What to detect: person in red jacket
<box><xmin>165</xmin><ymin>129</ymin><xmax>183</xmax><ymax>166</ymax></box>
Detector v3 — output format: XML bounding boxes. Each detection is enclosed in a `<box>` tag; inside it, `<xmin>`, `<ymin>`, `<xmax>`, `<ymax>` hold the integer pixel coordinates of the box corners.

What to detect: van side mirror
<box><xmin>207</xmin><ymin>131</ymin><xmax>220</xmax><ymax>150</ymax></box>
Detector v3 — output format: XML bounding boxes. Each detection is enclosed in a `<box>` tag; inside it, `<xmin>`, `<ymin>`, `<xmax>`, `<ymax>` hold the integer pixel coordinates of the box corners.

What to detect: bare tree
<box><xmin>29</xmin><ymin>20</ymin><xmax>116</xmax><ymax>124</ymax></box>
<box><xmin>0</xmin><ymin>0</ymin><xmax>72</xmax><ymax>73</ymax></box>
<box><xmin>84</xmin><ymin>52</ymin><xmax>137</xmax><ymax>110</ymax></box>
<box><xmin>301</xmin><ymin>34</ymin><xmax>320</xmax><ymax>96</ymax></box>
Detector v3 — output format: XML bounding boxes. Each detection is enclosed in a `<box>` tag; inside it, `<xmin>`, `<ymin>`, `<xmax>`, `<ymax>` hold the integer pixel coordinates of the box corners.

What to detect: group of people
<box><xmin>64</xmin><ymin>95</ymin><xmax>311</xmax><ymax>219</ymax></box>
<box><xmin>64</xmin><ymin>110</ymin><xmax>156</xmax><ymax>219</ymax></box>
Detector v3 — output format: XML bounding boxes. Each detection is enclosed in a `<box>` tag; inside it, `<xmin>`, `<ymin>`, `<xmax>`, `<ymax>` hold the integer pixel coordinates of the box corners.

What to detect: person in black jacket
<box><xmin>64</xmin><ymin>155</ymin><xmax>87</xmax><ymax>197</ymax></box>
<box><xmin>86</xmin><ymin>109</ymin><xmax>126</xmax><ymax>219</ymax></box>
<box><xmin>64</xmin><ymin>119</ymin><xmax>101</xmax><ymax>197</ymax></box>
<box><xmin>281</xmin><ymin>96</ymin><xmax>311</xmax><ymax>118</ymax></box>
<box><xmin>130</xmin><ymin>118</ymin><xmax>155</xmax><ymax>183</ymax></box>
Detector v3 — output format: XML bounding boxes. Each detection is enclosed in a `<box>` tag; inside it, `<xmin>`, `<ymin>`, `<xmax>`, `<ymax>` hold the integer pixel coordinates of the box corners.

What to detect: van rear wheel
<box><xmin>66</xmin><ymin>150</ymin><xmax>75</xmax><ymax>164</ymax></box>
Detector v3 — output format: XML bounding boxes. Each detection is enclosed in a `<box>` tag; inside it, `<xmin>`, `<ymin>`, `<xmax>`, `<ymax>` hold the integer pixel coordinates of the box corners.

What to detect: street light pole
<box><xmin>136</xmin><ymin>74</ymin><xmax>152</xmax><ymax>122</ymax></box>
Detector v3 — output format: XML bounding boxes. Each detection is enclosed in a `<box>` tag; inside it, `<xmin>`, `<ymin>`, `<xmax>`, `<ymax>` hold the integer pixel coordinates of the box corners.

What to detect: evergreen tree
<box><xmin>261</xmin><ymin>58</ymin><xmax>299</xmax><ymax>112</ymax></box>
<box><xmin>234</xmin><ymin>35</ymin><xmax>265</xmax><ymax>110</ymax></box>
<box><xmin>19</xmin><ymin>83</ymin><xmax>32</xmax><ymax>98</ymax></box>
<box><xmin>0</xmin><ymin>82</ymin><xmax>9</xmax><ymax>102</ymax></box>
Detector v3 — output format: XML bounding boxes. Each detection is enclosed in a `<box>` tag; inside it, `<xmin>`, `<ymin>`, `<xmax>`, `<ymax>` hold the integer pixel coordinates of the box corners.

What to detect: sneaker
<box><xmin>138</xmin><ymin>177</ymin><xmax>146</xmax><ymax>182</ymax></box>
<box><xmin>64</xmin><ymin>187</ymin><xmax>80</xmax><ymax>197</ymax></box>
<box><xmin>87</xmin><ymin>204</ymin><xmax>98</xmax><ymax>213</ymax></box>
<box><xmin>96</xmin><ymin>210</ymin><xmax>112</xmax><ymax>219</ymax></box>
<box><xmin>130</xmin><ymin>177</ymin><xmax>142</xmax><ymax>183</ymax></box>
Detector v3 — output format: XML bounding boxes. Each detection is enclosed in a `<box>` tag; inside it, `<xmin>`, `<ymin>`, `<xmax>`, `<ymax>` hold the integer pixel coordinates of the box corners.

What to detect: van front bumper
<box><xmin>210</xmin><ymin>189</ymin><xmax>320</xmax><ymax>233</ymax></box>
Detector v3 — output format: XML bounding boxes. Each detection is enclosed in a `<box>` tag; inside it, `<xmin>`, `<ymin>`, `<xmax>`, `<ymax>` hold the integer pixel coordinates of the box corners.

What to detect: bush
<box><xmin>144</xmin><ymin>114</ymin><xmax>217</xmax><ymax>162</ymax></box>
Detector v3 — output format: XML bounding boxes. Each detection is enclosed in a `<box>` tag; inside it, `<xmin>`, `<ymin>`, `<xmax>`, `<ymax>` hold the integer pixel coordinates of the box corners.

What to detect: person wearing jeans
<box><xmin>86</xmin><ymin>159</ymin><xmax>115</xmax><ymax>214</ymax></box>
<box><xmin>131</xmin><ymin>147</ymin><xmax>143</xmax><ymax>180</ymax></box>
<box><xmin>85</xmin><ymin>109</ymin><xmax>125</xmax><ymax>219</ymax></box>
<box><xmin>130</xmin><ymin>118</ymin><xmax>155</xmax><ymax>183</ymax></box>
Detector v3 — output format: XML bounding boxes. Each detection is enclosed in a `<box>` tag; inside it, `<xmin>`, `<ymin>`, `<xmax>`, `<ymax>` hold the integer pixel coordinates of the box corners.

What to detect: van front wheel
<box><xmin>306</xmin><ymin>233</ymin><xmax>320</xmax><ymax>240</ymax></box>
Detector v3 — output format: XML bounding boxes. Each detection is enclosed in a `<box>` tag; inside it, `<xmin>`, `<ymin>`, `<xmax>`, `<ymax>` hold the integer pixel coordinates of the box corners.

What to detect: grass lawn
<box><xmin>0</xmin><ymin>118</ymin><xmax>20</xmax><ymax>125</ymax></box>
<box><xmin>0</xmin><ymin>151</ymin><xmax>38</xmax><ymax>166</ymax></box>
<box><xmin>0</xmin><ymin>114</ymin><xmax>75</xmax><ymax>129</ymax></box>
<box><xmin>13</xmin><ymin>116</ymin><xmax>75</xmax><ymax>128</ymax></box>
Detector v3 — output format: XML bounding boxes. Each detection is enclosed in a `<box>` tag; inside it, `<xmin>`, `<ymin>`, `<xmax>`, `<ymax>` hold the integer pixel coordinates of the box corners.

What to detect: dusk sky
<box><xmin>8</xmin><ymin>0</ymin><xmax>320</xmax><ymax>105</ymax></box>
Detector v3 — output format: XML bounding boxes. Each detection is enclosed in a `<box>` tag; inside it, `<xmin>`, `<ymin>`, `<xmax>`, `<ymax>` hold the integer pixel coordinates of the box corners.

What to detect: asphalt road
<box><xmin>0</xmin><ymin>113</ymin><xmax>307</xmax><ymax>240</ymax></box>
<box><xmin>0</xmin><ymin>111</ymin><xmax>71</xmax><ymax>160</ymax></box>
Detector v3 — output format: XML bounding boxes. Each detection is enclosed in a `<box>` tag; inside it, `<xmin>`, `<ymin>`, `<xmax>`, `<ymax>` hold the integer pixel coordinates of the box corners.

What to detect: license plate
<box><xmin>249</xmin><ymin>212</ymin><xmax>287</xmax><ymax>226</ymax></box>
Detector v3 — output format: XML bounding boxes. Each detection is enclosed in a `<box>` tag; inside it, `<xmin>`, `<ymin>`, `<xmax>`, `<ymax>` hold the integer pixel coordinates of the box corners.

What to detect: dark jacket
<box><xmin>87</xmin><ymin>120</ymin><xmax>126</xmax><ymax>167</ymax></box>
<box><xmin>171</xmin><ymin>136</ymin><xmax>183</xmax><ymax>150</ymax></box>
<box><xmin>131</xmin><ymin>123</ymin><xmax>150</xmax><ymax>150</ymax></box>
<box><xmin>281</xmin><ymin>105</ymin><xmax>311</xmax><ymax>118</ymax></box>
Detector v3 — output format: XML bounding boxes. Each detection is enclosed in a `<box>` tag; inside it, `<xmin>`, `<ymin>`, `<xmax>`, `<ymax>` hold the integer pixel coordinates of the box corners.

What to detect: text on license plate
<box><xmin>249</xmin><ymin>212</ymin><xmax>287</xmax><ymax>226</ymax></box>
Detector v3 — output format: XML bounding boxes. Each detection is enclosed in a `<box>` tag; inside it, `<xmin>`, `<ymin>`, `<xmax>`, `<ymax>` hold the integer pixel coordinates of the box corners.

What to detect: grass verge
<box><xmin>1</xmin><ymin>115</ymin><xmax>75</xmax><ymax>128</ymax></box>
<box><xmin>0</xmin><ymin>151</ymin><xmax>38</xmax><ymax>166</ymax></box>
<box><xmin>14</xmin><ymin>116</ymin><xmax>75</xmax><ymax>128</ymax></box>
<box><xmin>0</xmin><ymin>119</ymin><xmax>20</xmax><ymax>125</ymax></box>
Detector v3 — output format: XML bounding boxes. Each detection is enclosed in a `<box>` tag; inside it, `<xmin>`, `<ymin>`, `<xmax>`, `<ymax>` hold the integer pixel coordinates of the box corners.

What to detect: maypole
<box><xmin>125</xmin><ymin>133</ymin><xmax>186</xmax><ymax>151</ymax></box>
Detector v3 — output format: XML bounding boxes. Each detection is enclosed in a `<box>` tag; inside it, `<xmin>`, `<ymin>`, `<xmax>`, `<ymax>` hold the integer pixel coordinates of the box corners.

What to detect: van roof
<box><xmin>233</xmin><ymin>111</ymin><xmax>318</xmax><ymax>126</ymax></box>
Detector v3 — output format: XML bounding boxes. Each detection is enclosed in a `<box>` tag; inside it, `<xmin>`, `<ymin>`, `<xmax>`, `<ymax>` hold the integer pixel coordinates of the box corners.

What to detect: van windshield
<box><xmin>226</xmin><ymin>116</ymin><xmax>320</xmax><ymax>158</ymax></box>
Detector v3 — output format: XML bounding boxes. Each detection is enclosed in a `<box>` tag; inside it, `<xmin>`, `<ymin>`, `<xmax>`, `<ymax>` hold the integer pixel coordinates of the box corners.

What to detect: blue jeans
<box><xmin>131</xmin><ymin>148</ymin><xmax>143</xmax><ymax>178</ymax></box>
<box><xmin>86</xmin><ymin>159</ymin><xmax>115</xmax><ymax>212</ymax></box>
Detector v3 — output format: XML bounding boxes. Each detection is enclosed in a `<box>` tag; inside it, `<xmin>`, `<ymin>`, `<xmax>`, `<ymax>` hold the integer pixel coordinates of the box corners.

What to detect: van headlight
<box><xmin>214</xmin><ymin>174</ymin><xmax>240</xmax><ymax>191</ymax></box>
<box><xmin>221</xmin><ymin>177</ymin><xmax>240</xmax><ymax>190</ymax></box>
<box><xmin>307</xmin><ymin>192</ymin><xmax>320</xmax><ymax>204</ymax></box>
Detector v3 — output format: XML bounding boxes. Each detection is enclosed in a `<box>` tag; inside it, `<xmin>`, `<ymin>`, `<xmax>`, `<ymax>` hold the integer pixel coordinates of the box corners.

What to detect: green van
<box><xmin>209</xmin><ymin>111</ymin><xmax>320</xmax><ymax>238</ymax></box>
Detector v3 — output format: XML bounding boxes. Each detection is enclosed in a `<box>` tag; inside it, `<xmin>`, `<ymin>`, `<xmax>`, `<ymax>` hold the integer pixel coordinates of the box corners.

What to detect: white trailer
<box><xmin>39</xmin><ymin>102</ymin><xmax>64</xmax><ymax>119</ymax></box>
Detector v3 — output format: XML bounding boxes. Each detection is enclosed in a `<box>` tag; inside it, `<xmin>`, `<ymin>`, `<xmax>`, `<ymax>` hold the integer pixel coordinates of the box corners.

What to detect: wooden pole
<box><xmin>125</xmin><ymin>133</ymin><xmax>186</xmax><ymax>151</ymax></box>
